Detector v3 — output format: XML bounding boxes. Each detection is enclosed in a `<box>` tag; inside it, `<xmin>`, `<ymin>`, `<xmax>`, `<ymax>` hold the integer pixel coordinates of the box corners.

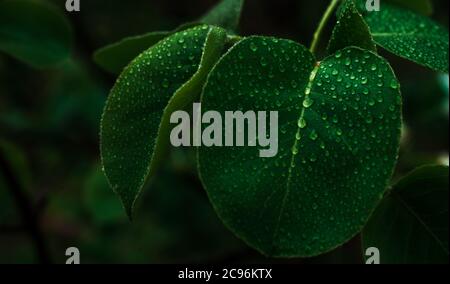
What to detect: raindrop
<box><xmin>303</xmin><ymin>98</ymin><xmax>314</xmax><ymax>108</ymax></box>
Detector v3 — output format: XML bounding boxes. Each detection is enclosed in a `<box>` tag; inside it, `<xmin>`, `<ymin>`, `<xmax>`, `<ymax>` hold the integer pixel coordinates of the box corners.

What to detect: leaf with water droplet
<box><xmin>199</xmin><ymin>37</ymin><xmax>402</xmax><ymax>257</ymax></box>
<box><xmin>352</xmin><ymin>0</ymin><xmax>433</xmax><ymax>16</ymax></box>
<box><xmin>328</xmin><ymin>0</ymin><xmax>376</xmax><ymax>55</ymax></box>
<box><xmin>94</xmin><ymin>0</ymin><xmax>245</xmax><ymax>74</ymax></box>
<box><xmin>361</xmin><ymin>3</ymin><xmax>448</xmax><ymax>73</ymax></box>
<box><xmin>101</xmin><ymin>26</ymin><xmax>227</xmax><ymax>218</ymax></box>
<box><xmin>363</xmin><ymin>165</ymin><xmax>449</xmax><ymax>264</ymax></box>
<box><xmin>93</xmin><ymin>23</ymin><xmax>200</xmax><ymax>75</ymax></box>
<box><xmin>0</xmin><ymin>0</ymin><xmax>73</xmax><ymax>69</ymax></box>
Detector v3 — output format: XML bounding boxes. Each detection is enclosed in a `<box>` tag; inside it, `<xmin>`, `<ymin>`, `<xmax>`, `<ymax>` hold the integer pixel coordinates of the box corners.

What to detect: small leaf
<box><xmin>0</xmin><ymin>0</ymin><xmax>72</xmax><ymax>68</ymax></box>
<box><xmin>93</xmin><ymin>23</ymin><xmax>198</xmax><ymax>75</ymax></box>
<box><xmin>201</xmin><ymin>0</ymin><xmax>245</xmax><ymax>32</ymax></box>
<box><xmin>94</xmin><ymin>0</ymin><xmax>245</xmax><ymax>74</ymax></box>
<box><xmin>328</xmin><ymin>0</ymin><xmax>376</xmax><ymax>55</ymax></box>
<box><xmin>363</xmin><ymin>3</ymin><xmax>449</xmax><ymax>73</ymax></box>
<box><xmin>101</xmin><ymin>25</ymin><xmax>227</xmax><ymax>217</ymax></box>
<box><xmin>363</xmin><ymin>165</ymin><xmax>449</xmax><ymax>264</ymax></box>
<box><xmin>199</xmin><ymin>37</ymin><xmax>402</xmax><ymax>257</ymax></box>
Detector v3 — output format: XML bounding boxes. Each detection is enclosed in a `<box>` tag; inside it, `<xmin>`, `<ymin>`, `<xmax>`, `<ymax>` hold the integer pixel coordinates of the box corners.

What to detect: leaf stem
<box><xmin>310</xmin><ymin>0</ymin><xmax>341</xmax><ymax>54</ymax></box>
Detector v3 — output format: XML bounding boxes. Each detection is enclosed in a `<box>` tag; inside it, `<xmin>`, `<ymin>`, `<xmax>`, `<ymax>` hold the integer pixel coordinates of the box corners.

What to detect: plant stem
<box><xmin>0</xmin><ymin>152</ymin><xmax>52</xmax><ymax>264</ymax></box>
<box><xmin>309</xmin><ymin>0</ymin><xmax>341</xmax><ymax>54</ymax></box>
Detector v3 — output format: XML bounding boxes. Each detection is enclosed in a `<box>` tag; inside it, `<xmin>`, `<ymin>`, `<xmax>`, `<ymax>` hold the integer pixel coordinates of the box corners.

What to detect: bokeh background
<box><xmin>0</xmin><ymin>0</ymin><xmax>448</xmax><ymax>264</ymax></box>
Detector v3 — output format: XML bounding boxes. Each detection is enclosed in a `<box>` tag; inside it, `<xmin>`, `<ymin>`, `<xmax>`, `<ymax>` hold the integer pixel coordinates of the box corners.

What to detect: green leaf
<box><xmin>201</xmin><ymin>0</ymin><xmax>245</xmax><ymax>32</ymax></box>
<box><xmin>101</xmin><ymin>25</ymin><xmax>227</xmax><ymax>217</ymax></box>
<box><xmin>93</xmin><ymin>23</ymin><xmax>199</xmax><ymax>75</ymax></box>
<box><xmin>385</xmin><ymin>0</ymin><xmax>433</xmax><ymax>16</ymax></box>
<box><xmin>94</xmin><ymin>0</ymin><xmax>245</xmax><ymax>74</ymax></box>
<box><xmin>363</xmin><ymin>165</ymin><xmax>449</xmax><ymax>264</ymax></box>
<box><xmin>198</xmin><ymin>37</ymin><xmax>402</xmax><ymax>257</ymax></box>
<box><xmin>363</xmin><ymin>3</ymin><xmax>449</xmax><ymax>73</ymax></box>
<box><xmin>84</xmin><ymin>165</ymin><xmax>126</xmax><ymax>226</ymax></box>
<box><xmin>0</xmin><ymin>0</ymin><xmax>72</xmax><ymax>68</ymax></box>
<box><xmin>328</xmin><ymin>0</ymin><xmax>376</xmax><ymax>55</ymax></box>
<box><xmin>354</xmin><ymin>0</ymin><xmax>433</xmax><ymax>15</ymax></box>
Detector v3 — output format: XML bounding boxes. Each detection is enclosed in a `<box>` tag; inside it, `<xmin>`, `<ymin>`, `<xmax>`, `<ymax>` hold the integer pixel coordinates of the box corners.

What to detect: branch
<box><xmin>0</xmin><ymin>151</ymin><xmax>52</xmax><ymax>264</ymax></box>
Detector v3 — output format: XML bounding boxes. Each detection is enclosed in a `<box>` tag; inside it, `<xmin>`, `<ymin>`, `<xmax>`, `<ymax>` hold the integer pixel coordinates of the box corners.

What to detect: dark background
<box><xmin>0</xmin><ymin>0</ymin><xmax>448</xmax><ymax>264</ymax></box>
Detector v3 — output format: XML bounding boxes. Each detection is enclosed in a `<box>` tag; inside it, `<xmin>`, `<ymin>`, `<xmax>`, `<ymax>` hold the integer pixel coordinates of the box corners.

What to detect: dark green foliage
<box><xmin>0</xmin><ymin>0</ymin><xmax>72</xmax><ymax>68</ymax></box>
<box><xmin>98</xmin><ymin>0</ymin><xmax>448</xmax><ymax>259</ymax></box>
<box><xmin>363</xmin><ymin>165</ymin><xmax>449</xmax><ymax>264</ymax></box>
<box><xmin>1</xmin><ymin>0</ymin><xmax>448</xmax><ymax>264</ymax></box>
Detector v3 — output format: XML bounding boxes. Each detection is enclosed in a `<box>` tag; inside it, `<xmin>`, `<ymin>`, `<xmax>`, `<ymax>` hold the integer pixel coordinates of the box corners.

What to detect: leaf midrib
<box><xmin>270</xmin><ymin>63</ymin><xmax>320</xmax><ymax>253</ymax></box>
<box><xmin>371</xmin><ymin>32</ymin><xmax>445</xmax><ymax>39</ymax></box>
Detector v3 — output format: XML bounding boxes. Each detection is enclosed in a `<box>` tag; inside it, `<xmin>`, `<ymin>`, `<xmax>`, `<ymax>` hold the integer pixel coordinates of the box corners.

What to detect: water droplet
<box><xmin>260</xmin><ymin>57</ymin><xmax>268</xmax><ymax>67</ymax></box>
<box><xmin>250</xmin><ymin>42</ymin><xmax>258</xmax><ymax>52</ymax></box>
<box><xmin>298</xmin><ymin>118</ymin><xmax>307</xmax><ymax>129</ymax></box>
<box><xmin>344</xmin><ymin>58</ymin><xmax>351</xmax><ymax>66</ymax></box>
<box><xmin>390</xmin><ymin>79</ymin><xmax>399</xmax><ymax>89</ymax></box>
<box><xmin>303</xmin><ymin>98</ymin><xmax>314</xmax><ymax>108</ymax></box>
<box><xmin>309</xmin><ymin>130</ymin><xmax>318</xmax><ymax>141</ymax></box>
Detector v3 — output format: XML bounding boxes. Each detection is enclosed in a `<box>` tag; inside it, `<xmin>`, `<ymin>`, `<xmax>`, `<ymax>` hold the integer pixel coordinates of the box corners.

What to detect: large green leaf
<box><xmin>101</xmin><ymin>25</ymin><xmax>227</xmax><ymax>217</ymax></box>
<box><xmin>328</xmin><ymin>0</ymin><xmax>376</xmax><ymax>55</ymax></box>
<box><xmin>363</xmin><ymin>165</ymin><xmax>449</xmax><ymax>264</ymax></box>
<box><xmin>0</xmin><ymin>0</ymin><xmax>72</xmax><ymax>68</ymax></box>
<box><xmin>94</xmin><ymin>0</ymin><xmax>244</xmax><ymax>74</ymax></box>
<box><xmin>363</xmin><ymin>3</ymin><xmax>448</xmax><ymax>73</ymax></box>
<box><xmin>198</xmin><ymin>37</ymin><xmax>402</xmax><ymax>257</ymax></box>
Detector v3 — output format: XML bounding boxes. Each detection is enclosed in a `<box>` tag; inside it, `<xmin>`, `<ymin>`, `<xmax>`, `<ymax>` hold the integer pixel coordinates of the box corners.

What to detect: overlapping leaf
<box><xmin>94</xmin><ymin>0</ymin><xmax>244</xmax><ymax>74</ymax></box>
<box><xmin>363</xmin><ymin>165</ymin><xmax>449</xmax><ymax>264</ymax></box>
<box><xmin>93</xmin><ymin>23</ymin><xmax>198</xmax><ymax>75</ymax></box>
<box><xmin>328</xmin><ymin>0</ymin><xmax>376</xmax><ymax>55</ymax></box>
<box><xmin>201</xmin><ymin>0</ymin><xmax>244</xmax><ymax>32</ymax></box>
<box><xmin>0</xmin><ymin>0</ymin><xmax>72</xmax><ymax>68</ymax></box>
<box><xmin>199</xmin><ymin>37</ymin><xmax>402</xmax><ymax>257</ymax></box>
<box><xmin>101</xmin><ymin>25</ymin><xmax>227</xmax><ymax>217</ymax></box>
<box><xmin>361</xmin><ymin>3</ymin><xmax>448</xmax><ymax>73</ymax></box>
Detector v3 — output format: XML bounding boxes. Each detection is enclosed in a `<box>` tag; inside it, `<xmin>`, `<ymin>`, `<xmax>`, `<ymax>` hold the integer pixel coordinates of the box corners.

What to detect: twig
<box><xmin>0</xmin><ymin>152</ymin><xmax>52</xmax><ymax>264</ymax></box>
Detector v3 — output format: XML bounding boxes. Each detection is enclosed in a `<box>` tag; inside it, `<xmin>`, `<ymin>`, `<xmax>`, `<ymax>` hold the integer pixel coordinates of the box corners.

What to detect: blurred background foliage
<box><xmin>0</xmin><ymin>0</ymin><xmax>448</xmax><ymax>263</ymax></box>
